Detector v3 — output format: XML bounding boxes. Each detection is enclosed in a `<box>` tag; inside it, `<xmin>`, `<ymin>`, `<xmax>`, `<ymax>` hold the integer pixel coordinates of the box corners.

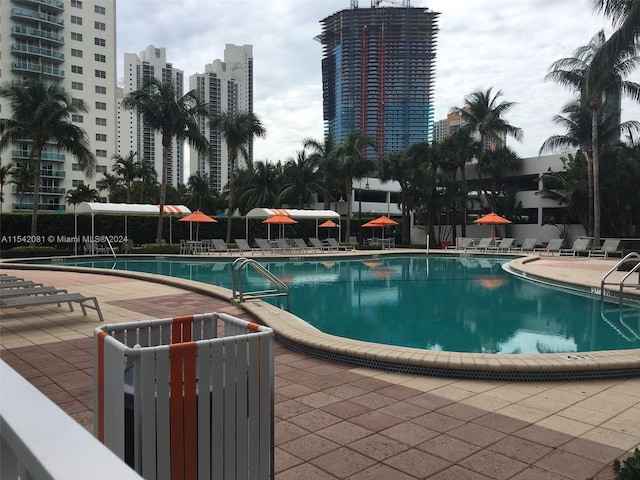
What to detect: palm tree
<box><xmin>335</xmin><ymin>131</ymin><xmax>376</xmax><ymax>241</ymax></box>
<box><xmin>112</xmin><ymin>151</ymin><xmax>140</xmax><ymax>203</ymax></box>
<box><xmin>0</xmin><ymin>79</ymin><xmax>95</xmax><ymax>239</ymax></box>
<box><xmin>476</xmin><ymin>146</ymin><xmax>522</xmax><ymax>213</ymax></box>
<box><xmin>10</xmin><ymin>164</ymin><xmax>35</xmax><ymax>210</ymax></box>
<box><xmin>132</xmin><ymin>160</ymin><xmax>159</xmax><ymax>203</ymax></box>
<box><xmin>278</xmin><ymin>150</ymin><xmax>325</xmax><ymax>209</ymax></box>
<box><xmin>303</xmin><ymin>133</ymin><xmax>340</xmax><ymax>209</ymax></box>
<box><xmin>0</xmin><ymin>162</ymin><xmax>15</xmax><ymax>212</ymax></box>
<box><xmin>546</xmin><ymin>29</ymin><xmax>640</xmax><ymax>244</ymax></box>
<box><xmin>186</xmin><ymin>170</ymin><xmax>212</xmax><ymax>211</ymax></box>
<box><xmin>451</xmin><ymin>88</ymin><xmax>523</xmax><ymax>154</ymax></box>
<box><xmin>65</xmin><ymin>184</ymin><xmax>99</xmax><ymax>206</ymax></box>
<box><xmin>237</xmin><ymin>161</ymin><xmax>281</xmax><ymax>211</ymax></box>
<box><xmin>122</xmin><ymin>77</ymin><xmax>210</xmax><ymax>242</ymax></box>
<box><xmin>589</xmin><ymin>0</ymin><xmax>640</xmax><ymax>72</ymax></box>
<box><xmin>210</xmin><ymin>111</ymin><xmax>266</xmax><ymax>243</ymax></box>
<box><xmin>438</xmin><ymin>127</ymin><xmax>480</xmax><ymax>237</ymax></box>
<box><xmin>97</xmin><ymin>172</ymin><xmax>123</xmax><ymax>202</ymax></box>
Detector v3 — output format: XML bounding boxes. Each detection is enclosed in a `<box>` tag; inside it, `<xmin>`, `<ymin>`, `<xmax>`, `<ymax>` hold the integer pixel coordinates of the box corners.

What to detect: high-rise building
<box><xmin>0</xmin><ymin>0</ymin><xmax>118</xmax><ymax>212</ymax></box>
<box><xmin>189</xmin><ymin>44</ymin><xmax>254</xmax><ymax>192</ymax></box>
<box><xmin>121</xmin><ymin>45</ymin><xmax>185</xmax><ymax>186</ymax></box>
<box><xmin>319</xmin><ymin>4</ymin><xmax>439</xmax><ymax>158</ymax></box>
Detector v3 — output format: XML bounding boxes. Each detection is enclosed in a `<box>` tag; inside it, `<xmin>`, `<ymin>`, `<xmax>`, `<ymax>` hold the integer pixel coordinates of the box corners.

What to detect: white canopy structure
<box><xmin>75</xmin><ymin>202</ymin><xmax>191</xmax><ymax>253</ymax></box>
<box><xmin>245</xmin><ymin>208</ymin><xmax>341</xmax><ymax>240</ymax></box>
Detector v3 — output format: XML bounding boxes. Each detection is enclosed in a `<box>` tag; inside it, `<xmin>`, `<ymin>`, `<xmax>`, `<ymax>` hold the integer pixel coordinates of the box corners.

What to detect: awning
<box><xmin>245</xmin><ymin>208</ymin><xmax>340</xmax><ymax>219</ymax></box>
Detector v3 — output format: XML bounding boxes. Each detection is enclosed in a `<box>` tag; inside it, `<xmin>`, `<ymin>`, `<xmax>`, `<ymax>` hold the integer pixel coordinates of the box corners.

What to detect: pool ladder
<box><xmin>600</xmin><ymin>252</ymin><xmax>640</xmax><ymax>306</ymax></box>
<box><xmin>231</xmin><ymin>257</ymin><xmax>290</xmax><ymax>310</ymax></box>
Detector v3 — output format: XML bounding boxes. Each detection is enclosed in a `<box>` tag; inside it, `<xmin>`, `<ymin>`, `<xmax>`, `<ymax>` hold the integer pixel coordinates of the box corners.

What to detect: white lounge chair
<box><xmin>486</xmin><ymin>238</ymin><xmax>514</xmax><ymax>252</ymax></box>
<box><xmin>467</xmin><ymin>238</ymin><xmax>493</xmax><ymax>252</ymax></box>
<box><xmin>588</xmin><ymin>239</ymin><xmax>621</xmax><ymax>258</ymax></box>
<box><xmin>559</xmin><ymin>238</ymin><xmax>590</xmax><ymax>256</ymax></box>
<box><xmin>510</xmin><ymin>238</ymin><xmax>537</xmax><ymax>252</ymax></box>
<box><xmin>534</xmin><ymin>238</ymin><xmax>564</xmax><ymax>256</ymax></box>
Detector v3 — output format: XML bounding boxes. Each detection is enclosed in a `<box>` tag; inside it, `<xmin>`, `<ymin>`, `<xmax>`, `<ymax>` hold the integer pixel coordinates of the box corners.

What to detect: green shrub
<box><xmin>613</xmin><ymin>448</ymin><xmax>640</xmax><ymax>480</ymax></box>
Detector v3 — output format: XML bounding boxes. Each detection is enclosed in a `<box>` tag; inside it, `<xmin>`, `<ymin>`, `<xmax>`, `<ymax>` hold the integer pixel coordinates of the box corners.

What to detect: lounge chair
<box><xmin>235</xmin><ymin>239</ymin><xmax>260</xmax><ymax>254</ymax></box>
<box><xmin>486</xmin><ymin>238</ymin><xmax>515</xmax><ymax>252</ymax></box>
<box><xmin>308</xmin><ymin>237</ymin><xmax>331</xmax><ymax>252</ymax></box>
<box><xmin>255</xmin><ymin>238</ymin><xmax>275</xmax><ymax>253</ymax></box>
<box><xmin>275</xmin><ymin>238</ymin><xmax>294</xmax><ymax>253</ymax></box>
<box><xmin>0</xmin><ymin>292</ymin><xmax>104</xmax><ymax>322</ymax></box>
<box><xmin>0</xmin><ymin>276</ymin><xmax>23</xmax><ymax>283</ymax></box>
<box><xmin>0</xmin><ymin>286</ymin><xmax>67</xmax><ymax>299</ymax></box>
<box><xmin>559</xmin><ymin>238</ymin><xmax>590</xmax><ymax>256</ymax></box>
<box><xmin>467</xmin><ymin>238</ymin><xmax>493</xmax><ymax>252</ymax></box>
<box><xmin>293</xmin><ymin>238</ymin><xmax>312</xmax><ymax>253</ymax></box>
<box><xmin>588</xmin><ymin>238</ymin><xmax>621</xmax><ymax>258</ymax></box>
<box><xmin>451</xmin><ymin>237</ymin><xmax>474</xmax><ymax>250</ymax></box>
<box><xmin>534</xmin><ymin>238</ymin><xmax>564</xmax><ymax>256</ymax></box>
<box><xmin>510</xmin><ymin>238</ymin><xmax>537</xmax><ymax>252</ymax></box>
<box><xmin>0</xmin><ymin>280</ymin><xmax>44</xmax><ymax>289</ymax></box>
<box><xmin>211</xmin><ymin>238</ymin><xmax>238</xmax><ymax>255</ymax></box>
<box><xmin>324</xmin><ymin>238</ymin><xmax>350</xmax><ymax>251</ymax></box>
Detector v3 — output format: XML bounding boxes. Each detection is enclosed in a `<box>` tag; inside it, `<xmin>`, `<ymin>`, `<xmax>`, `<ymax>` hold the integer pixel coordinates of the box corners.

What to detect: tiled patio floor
<box><xmin>1</xmin><ymin>265</ymin><xmax>639</xmax><ymax>479</ymax></box>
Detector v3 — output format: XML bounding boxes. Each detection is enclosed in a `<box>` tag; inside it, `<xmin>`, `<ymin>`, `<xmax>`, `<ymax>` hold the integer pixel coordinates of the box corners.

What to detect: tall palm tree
<box><xmin>451</xmin><ymin>88</ymin><xmax>523</xmax><ymax>154</ymax></box>
<box><xmin>122</xmin><ymin>77</ymin><xmax>210</xmax><ymax>242</ymax></box>
<box><xmin>0</xmin><ymin>79</ymin><xmax>95</xmax><ymax>239</ymax></box>
<box><xmin>476</xmin><ymin>146</ymin><xmax>522</xmax><ymax>213</ymax></box>
<box><xmin>0</xmin><ymin>162</ymin><xmax>15</xmax><ymax>212</ymax></box>
<box><xmin>112</xmin><ymin>151</ymin><xmax>140</xmax><ymax>203</ymax></box>
<box><xmin>97</xmin><ymin>172</ymin><xmax>123</xmax><ymax>202</ymax></box>
<box><xmin>132</xmin><ymin>160</ymin><xmax>159</xmax><ymax>203</ymax></box>
<box><xmin>335</xmin><ymin>131</ymin><xmax>376</xmax><ymax>241</ymax></box>
<box><xmin>278</xmin><ymin>150</ymin><xmax>325</xmax><ymax>209</ymax></box>
<box><xmin>210</xmin><ymin>111</ymin><xmax>266</xmax><ymax>243</ymax></box>
<box><xmin>303</xmin><ymin>133</ymin><xmax>340</xmax><ymax>209</ymax></box>
<box><xmin>546</xmin><ymin>29</ymin><xmax>640</xmax><ymax>243</ymax></box>
<box><xmin>438</xmin><ymin>126</ymin><xmax>480</xmax><ymax>237</ymax></box>
<box><xmin>65</xmin><ymin>184</ymin><xmax>99</xmax><ymax>206</ymax></box>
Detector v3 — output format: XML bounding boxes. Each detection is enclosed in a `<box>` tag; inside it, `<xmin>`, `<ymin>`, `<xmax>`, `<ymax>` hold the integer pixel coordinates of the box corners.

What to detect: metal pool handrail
<box><xmin>231</xmin><ymin>257</ymin><xmax>290</xmax><ymax>310</ymax></box>
<box><xmin>600</xmin><ymin>252</ymin><xmax>640</xmax><ymax>305</ymax></box>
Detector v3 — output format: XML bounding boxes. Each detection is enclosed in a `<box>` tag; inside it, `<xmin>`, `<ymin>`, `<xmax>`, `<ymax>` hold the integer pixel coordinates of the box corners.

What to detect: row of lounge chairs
<box><xmin>452</xmin><ymin>237</ymin><xmax>622</xmax><ymax>257</ymax></box>
<box><xmin>180</xmin><ymin>237</ymin><xmax>354</xmax><ymax>255</ymax></box>
<box><xmin>0</xmin><ymin>273</ymin><xmax>104</xmax><ymax>321</ymax></box>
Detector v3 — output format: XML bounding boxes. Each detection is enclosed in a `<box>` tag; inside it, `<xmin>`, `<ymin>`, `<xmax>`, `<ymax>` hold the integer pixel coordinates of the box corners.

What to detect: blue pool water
<box><xmin>33</xmin><ymin>256</ymin><xmax>640</xmax><ymax>354</ymax></box>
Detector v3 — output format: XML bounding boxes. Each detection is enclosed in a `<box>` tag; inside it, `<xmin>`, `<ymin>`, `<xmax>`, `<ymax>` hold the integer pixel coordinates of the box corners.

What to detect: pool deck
<box><xmin>1</xmin><ymin>251</ymin><xmax>639</xmax><ymax>479</ymax></box>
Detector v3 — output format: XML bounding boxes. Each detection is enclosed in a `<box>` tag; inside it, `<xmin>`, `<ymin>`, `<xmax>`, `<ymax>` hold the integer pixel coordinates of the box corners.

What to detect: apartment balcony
<box><xmin>11</xmin><ymin>60</ymin><xmax>41</xmax><ymax>75</ymax></box>
<box><xmin>41</xmin><ymin>64</ymin><xmax>65</xmax><ymax>79</ymax></box>
<box><xmin>11</xmin><ymin>203</ymin><xmax>65</xmax><ymax>212</ymax></box>
<box><xmin>11</xmin><ymin>185</ymin><xmax>65</xmax><ymax>195</ymax></box>
<box><xmin>11</xmin><ymin>25</ymin><xmax>64</xmax><ymax>45</ymax></box>
<box><xmin>12</xmin><ymin>0</ymin><xmax>64</xmax><ymax>11</ymax></box>
<box><xmin>12</xmin><ymin>43</ymin><xmax>64</xmax><ymax>63</ymax></box>
<box><xmin>10</xmin><ymin>7</ymin><xmax>64</xmax><ymax>27</ymax></box>
<box><xmin>11</xmin><ymin>150</ymin><xmax>66</xmax><ymax>162</ymax></box>
<box><xmin>41</xmin><ymin>170</ymin><xmax>66</xmax><ymax>178</ymax></box>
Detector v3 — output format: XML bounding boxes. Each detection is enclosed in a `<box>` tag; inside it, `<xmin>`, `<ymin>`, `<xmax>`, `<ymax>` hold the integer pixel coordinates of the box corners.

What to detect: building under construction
<box><xmin>319</xmin><ymin>1</ymin><xmax>439</xmax><ymax>158</ymax></box>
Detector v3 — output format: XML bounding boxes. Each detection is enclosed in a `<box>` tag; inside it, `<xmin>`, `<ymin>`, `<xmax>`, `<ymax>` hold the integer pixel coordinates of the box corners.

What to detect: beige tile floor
<box><xmin>1</xmin><ymin>255</ymin><xmax>639</xmax><ymax>479</ymax></box>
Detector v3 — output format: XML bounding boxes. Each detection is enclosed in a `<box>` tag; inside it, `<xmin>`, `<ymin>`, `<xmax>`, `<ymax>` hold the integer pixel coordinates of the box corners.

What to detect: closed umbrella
<box><xmin>179</xmin><ymin>210</ymin><xmax>217</xmax><ymax>240</ymax></box>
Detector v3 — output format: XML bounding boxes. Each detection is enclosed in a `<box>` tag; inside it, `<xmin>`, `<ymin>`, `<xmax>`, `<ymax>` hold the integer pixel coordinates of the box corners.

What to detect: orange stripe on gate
<box><xmin>171</xmin><ymin>315</ymin><xmax>193</xmax><ymax>344</ymax></box>
<box><xmin>169</xmin><ymin>341</ymin><xmax>198</xmax><ymax>480</ymax></box>
<box><xmin>97</xmin><ymin>331</ymin><xmax>106</xmax><ymax>442</ymax></box>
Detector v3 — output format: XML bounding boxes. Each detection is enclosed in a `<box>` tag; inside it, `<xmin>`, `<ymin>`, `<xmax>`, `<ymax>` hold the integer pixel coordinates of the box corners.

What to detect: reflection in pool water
<box><xmin>33</xmin><ymin>255</ymin><xmax>640</xmax><ymax>354</ymax></box>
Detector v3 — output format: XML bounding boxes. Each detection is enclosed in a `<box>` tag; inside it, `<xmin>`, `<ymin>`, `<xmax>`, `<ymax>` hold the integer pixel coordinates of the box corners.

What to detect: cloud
<box><xmin>117</xmin><ymin>0</ymin><xmax>640</xmax><ymax>163</ymax></box>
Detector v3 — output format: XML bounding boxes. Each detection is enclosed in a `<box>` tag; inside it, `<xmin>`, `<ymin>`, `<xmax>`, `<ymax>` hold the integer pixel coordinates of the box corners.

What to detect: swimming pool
<box><xmin>31</xmin><ymin>255</ymin><xmax>640</xmax><ymax>355</ymax></box>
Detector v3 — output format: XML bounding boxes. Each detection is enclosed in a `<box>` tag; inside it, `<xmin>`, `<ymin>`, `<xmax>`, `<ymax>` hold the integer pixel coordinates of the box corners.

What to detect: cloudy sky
<box><xmin>116</xmin><ymin>0</ymin><xmax>640</xmax><ymax>163</ymax></box>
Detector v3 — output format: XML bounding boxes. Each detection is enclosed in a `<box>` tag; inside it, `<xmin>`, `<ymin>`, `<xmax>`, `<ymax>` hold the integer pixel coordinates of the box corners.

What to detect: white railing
<box><xmin>0</xmin><ymin>360</ymin><xmax>142</xmax><ymax>480</ymax></box>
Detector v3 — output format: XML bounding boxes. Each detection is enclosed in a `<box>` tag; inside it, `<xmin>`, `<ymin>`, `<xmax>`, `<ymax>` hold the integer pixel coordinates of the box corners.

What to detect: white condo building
<box><xmin>0</xmin><ymin>0</ymin><xmax>118</xmax><ymax>212</ymax></box>
<box><xmin>189</xmin><ymin>44</ymin><xmax>253</xmax><ymax>192</ymax></box>
<box><xmin>120</xmin><ymin>45</ymin><xmax>185</xmax><ymax>187</ymax></box>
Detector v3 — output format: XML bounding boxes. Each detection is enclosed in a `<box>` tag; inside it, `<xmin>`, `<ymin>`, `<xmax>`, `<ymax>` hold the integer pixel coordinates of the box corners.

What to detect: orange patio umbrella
<box><xmin>362</xmin><ymin>215</ymin><xmax>399</xmax><ymax>238</ymax></box>
<box><xmin>179</xmin><ymin>210</ymin><xmax>217</xmax><ymax>240</ymax></box>
<box><xmin>318</xmin><ymin>219</ymin><xmax>339</xmax><ymax>238</ymax></box>
<box><xmin>262</xmin><ymin>214</ymin><xmax>297</xmax><ymax>239</ymax></box>
<box><xmin>473</xmin><ymin>212</ymin><xmax>511</xmax><ymax>238</ymax></box>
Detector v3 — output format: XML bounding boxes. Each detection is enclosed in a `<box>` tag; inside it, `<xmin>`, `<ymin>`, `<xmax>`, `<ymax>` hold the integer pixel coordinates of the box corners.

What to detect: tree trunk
<box><xmin>156</xmin><ymin>139</ymin><xmax>169</xmax><ymax>243</ymax></box>
<box><xmin>460</xmin><ymin>166</ymin><xmax>467</xmax><ymax>238</ymax></box>
<box><xmin>226</xmin><ymin>152</ymin><xmax>235</xmax><ymax>244</ymax></box>
<box><xmin>591</xmin><ymin>110</ymin><xmax>601</xmax><ymax>246</ymax></box>
<box><xmin>30</xmin><ymin>151</ymin><xmax>42</xmax><ymax>243</ymax></box>
<box><xmin>344</xmin><ymin>180</ymin><xmax>353</xmax><ymax>242</ymax></box>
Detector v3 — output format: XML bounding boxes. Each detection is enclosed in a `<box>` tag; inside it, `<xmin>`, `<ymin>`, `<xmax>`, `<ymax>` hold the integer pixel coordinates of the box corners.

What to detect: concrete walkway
<box><xmin>1</xmin><ymin>256</ymin><xmax>639</xmax><ymax>479</ymax></box>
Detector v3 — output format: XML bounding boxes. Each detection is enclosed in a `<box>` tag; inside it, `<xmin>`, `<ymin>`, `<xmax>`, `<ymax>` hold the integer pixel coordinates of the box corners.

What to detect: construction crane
<box><xmin>371</xmin><ymin>0</ymin><xmax>409</xmax><ymax>7</ymax></box>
